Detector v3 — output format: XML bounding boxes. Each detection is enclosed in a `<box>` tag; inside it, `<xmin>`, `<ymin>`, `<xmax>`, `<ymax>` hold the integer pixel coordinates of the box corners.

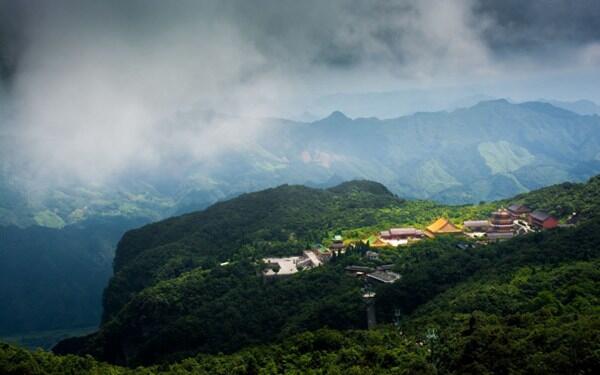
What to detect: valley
<box><xmin>0</xmin><ymin>216</ymin><xmax>150</xmax><ymax>340</ymax></box>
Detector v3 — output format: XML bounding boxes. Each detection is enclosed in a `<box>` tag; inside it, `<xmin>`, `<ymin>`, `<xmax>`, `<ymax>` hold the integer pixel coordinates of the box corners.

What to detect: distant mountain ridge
<box><xmin>277</xmin><ymin>99</ymin><xmax>600</xmax><ymax>203</ymax></box>
<box><xmin>540</xmin><ymin>98</ymin><xmax>600</xmax><ymax>115</ymax></box>
<box><xmin>2</xmin><ymin>99</ymin><xmax>600</xmax><ymax>228</ymax></box>
<box><xmin>304</xmin><ymin>89</ymin><xmax>496</xmax><ymax>118</ymax></box>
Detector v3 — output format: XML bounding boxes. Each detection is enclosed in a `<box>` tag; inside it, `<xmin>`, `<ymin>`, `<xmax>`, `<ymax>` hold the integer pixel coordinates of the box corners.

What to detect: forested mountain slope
<box><xmin>5</xmin><ymin>217</ymin><xmax>599</xmax><ymax>373</ymax></box>
<box><xmin>101</xmin><ymin>181</ymin><xmax>404</xmax><ymax>322</ymax></box>
<box><xmin>507</xmin><ymin>175</ymin><xmax>600</xmax><ymax>219</ymax></box>
<box><xmin>99</xmin><ymin>180</ymin><xmax>499</xmax><ymax>324</ymax></box>
<box><xmin>1</xmin><ymin>101</ymin><xmax>599</xmax><ymax>343</ymax></box>
<box><xmin>48</xmin><ymin>176</ymin><xmax>600</xmax><ymax>368</ymax></box>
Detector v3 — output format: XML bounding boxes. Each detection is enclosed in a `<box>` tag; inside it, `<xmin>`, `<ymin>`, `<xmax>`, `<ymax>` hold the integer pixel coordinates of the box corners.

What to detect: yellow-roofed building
<box><xmin>425</xmin><ymin>218</ymin><xmax>462</xmax><ymax>238</ymax></box>
<box><xmin>364</xmin><ymin>236</ymin><xmax>389</xmax><ymax>248</ymax></box>
<box><xmin>370</xmin><ymin>237</ymin><xmax>389</xmax><ymax>248</ymax></box>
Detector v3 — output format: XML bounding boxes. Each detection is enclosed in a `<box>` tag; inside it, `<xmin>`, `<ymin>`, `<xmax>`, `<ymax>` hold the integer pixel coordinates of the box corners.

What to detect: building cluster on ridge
<box><xmin>463</xmin><ymin>204</ymin><xmax>559</xmax><ymax>241</ymax></box>
<box><xmin>262</xmin><ymin>235</ymin><xmax>344</xmax><ymax>278</ymax></box>
<box><xmin>262</xmin><ymin>203</ymin><xmax>565</xmax><ymax>279</ymax></box>
<box><xmin>372</xmin><ymin>203</ymin><xmax>560</xmax><ymax>248</ymax></box>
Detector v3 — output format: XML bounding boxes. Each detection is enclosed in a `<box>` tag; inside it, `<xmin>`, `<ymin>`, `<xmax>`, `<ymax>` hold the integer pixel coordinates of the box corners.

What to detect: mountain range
<box><xmin>2</xmin><ymin>99</ymin><xmax>600</xmax><ymax>230</ymax></box>
<box><xmin>2</xmin><ymin>98</ymin><xmax>600</xmax><ymax>346</ymax></box>
<box><xmin>540</xmin><ymin>99</ymin><xmax>600</xmax><ymax>116</ymax></box>
<box><xmin>273</xmin><ymin>99</ymin><xmax>600</xmax><ymax>203</ymax></box>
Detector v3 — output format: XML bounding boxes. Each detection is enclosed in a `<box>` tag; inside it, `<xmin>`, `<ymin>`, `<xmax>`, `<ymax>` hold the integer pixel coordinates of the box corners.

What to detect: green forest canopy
<box><xmin>4</xmin><ymin>176</ymin><xmax>600</xmax><ymax>373</ymax></box>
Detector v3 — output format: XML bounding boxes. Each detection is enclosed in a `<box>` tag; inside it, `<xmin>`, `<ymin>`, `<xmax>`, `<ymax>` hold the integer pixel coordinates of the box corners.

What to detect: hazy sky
<box><xmin>0</xmin><ymin>0</ymin><xmax>599</xmax><ymax>185</ymax></box>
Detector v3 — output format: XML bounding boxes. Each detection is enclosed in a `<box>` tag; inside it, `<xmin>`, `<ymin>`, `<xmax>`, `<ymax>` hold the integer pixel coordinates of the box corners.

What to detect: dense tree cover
<box><xmin>508</xmin><ymin>174</ymin><xmax>600</xmax><ymax>220</ymax></box>
<box><xmin>36</xmin><ymin>176</ymin><xmax>600</xmax><ymax>372</ymax></box>
<box><xmin>56</xmin><ymin>261</ymin><xmax>364</xmax><ymax>365</ymax></box>
<box><xmin>58</xmin><ymin>218</ymin><xmax>600</xmax><ymax>368</ymax></box>
<box><xmin>5</xmin><ymin>175</ymin><xmax>594</xmax><ymax>349</ymax></box>
<box><xmin>0</xmin><ymin>342</ymin><xmax>123</xmax><ymax>375</ymax></box>
<box><xmin>5</xmin><ymin>239</ymin><xmax>600</xmax><ymax>373</ymax></box>
<box><xmin>103</xmin><ymin>181</ymin><xmax>499</xmax><ymax>323</ymax></box>
<box><xmin>2</xmin><ymin>329</ymin><xmax>434</xmax><ymax>374</ymax></box>
<box><xmin>0</xmin><ymin>327</ymin><xmax>97</xmax><ymax>354</ymax></box>
<box><xmin>404</xmin><ymin>261</ymin><xmax>600</xmax><ymax>374</ymax></box>
<box><xmin>0</xmin><ymin>216</ymin><xmax>148</xmax><ymax>338</ymax></box>
<box><xmin>102</xmin><ymin>181</ymin><xmax>400</xmax><ymax>321</ymax></box>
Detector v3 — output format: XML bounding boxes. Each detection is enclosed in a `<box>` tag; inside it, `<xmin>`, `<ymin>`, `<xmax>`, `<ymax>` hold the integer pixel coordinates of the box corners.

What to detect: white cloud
<box><xmin>1</xmin><ymin>0</ymin><xmax>598</xmax><ymax>189</ymax></box>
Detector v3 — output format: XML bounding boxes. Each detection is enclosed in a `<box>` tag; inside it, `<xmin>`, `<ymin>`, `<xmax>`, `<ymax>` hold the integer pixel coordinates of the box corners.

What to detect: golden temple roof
<box><xmin>426</xmin><ymin>218</ymin><xmax>461</xmax><ymax>234</ymax></box>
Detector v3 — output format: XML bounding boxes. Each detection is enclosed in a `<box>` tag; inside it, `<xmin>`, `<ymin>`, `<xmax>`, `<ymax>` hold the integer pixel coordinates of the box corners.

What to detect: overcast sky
<box><xmin>1</xmin><ymin>0</ymin><xmax>599</xmax><ymax>185</ymax></box>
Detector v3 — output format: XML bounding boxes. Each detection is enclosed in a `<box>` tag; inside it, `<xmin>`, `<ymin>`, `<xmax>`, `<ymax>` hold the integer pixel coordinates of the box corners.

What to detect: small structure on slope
<box><xmin>262</xmin><ymin>256</ymin><xmax>302</xmax><ymax>277</ymax></box>
<box><xmin>489</xmin><ymin>208</ymin><xmax>514</xmax><ymax>233</ymax></box>
<box><xmin>365</xmin><ymin>250</ymin><xmax>380</xmax><ymax>260</ymax></box>
<box><xmin>463</xmin><ymin>220</ymin><xmax>490</xmax><ymax>232</ymax></box>
<box><xmin>367</xmin><ymin>236</ymin><xmax>389</xmax><ymax>248</ymax></box>
<box><xmin>566</xmin><ymin>212</ymin><xmax>579</xmax><ymax>225</ymax></box>
<box><xmin>362</xmin><ymin>286</ymin><xmax>377</xmax><ymax>330</ymax></box>
<box><xmin>507</xmin><ymin>204</ymin><xmax>531</xmax><ymax>219</ymax></box>
<box><xmin>367</xmin><ymin>270</ymin><xmax>401</xmax><ymax>284</ymax></box>
<box><xmin>310</xmin><ymin>243</ymin><xmax>333</xmax><ymax>261</ymax></box>
<box><xmin>345</xmin><ymin>265</ymin><xmax>375</xmax><ymax>276</ymax></box>
<box><xmin>380</xmin><ymin>228</ymin><xmax>425</xmax><ymax>240</ymax></box>
<box><xmin>379</xmin><ymin>227</ymin><xmax>424</xmax><ymax>246</ymax></box>
<box><xmin>463</xmin><ymin>220</ymin><xmax>490</xmax><ymax>238</ymax></box>
<box><xmin>263</xmin><ymin>248</ymin><xmax>326</xmax><ymax>278</ymax></box>
<box><xmin>528</xmin><ymin>210</ymin><xmax>558</xmax><ymax>230</ymax></box>
<box><xmin>330</xmin><ymin>234</ymin><xmax>346</xmax><ymax>254</ymax></box>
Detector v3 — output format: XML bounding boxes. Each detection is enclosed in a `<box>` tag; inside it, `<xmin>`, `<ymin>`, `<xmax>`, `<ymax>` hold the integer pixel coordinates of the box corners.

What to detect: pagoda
<box><xmin>487</xmin><ymin>208</ymin><xmax>515</xmax><ymax>241</ymax></box>
<box><xmin>489</xmin><ymin>208</ymin><xmax>514</xmax><ymax>232</ymax></box>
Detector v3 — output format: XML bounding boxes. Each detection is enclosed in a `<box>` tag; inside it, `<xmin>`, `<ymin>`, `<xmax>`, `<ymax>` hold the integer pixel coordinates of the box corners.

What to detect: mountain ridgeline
<box><xmin>287</xmin><ymin>100</ymin><xmax>600</xmax><ymax>203</ymax></box>
<box><xmin>47</xmin><ymin>176</ymin><xmax>600</xmax><ymax>372</ymax></box>
<box><xmin>2</xmin><ymin>99</ymin><xmax>600</xmax><ymax>230</ymax></box>
<box><xmin>104</xmin><ymin>181</ymin><xmax>403</xmax><ymax>323</ymax></box>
